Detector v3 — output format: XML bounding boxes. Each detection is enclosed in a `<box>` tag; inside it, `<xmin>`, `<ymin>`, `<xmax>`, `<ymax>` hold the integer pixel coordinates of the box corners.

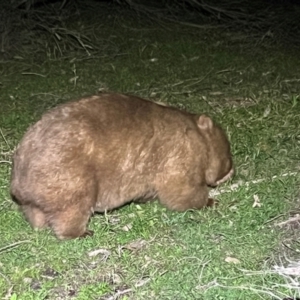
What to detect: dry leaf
<box><xmin>108</xmin><ymin>215</ymin><xmax>120</xmax><ymax>225</ymax></box>
<box><xmin>88</xmin><ymin>248</ymin><xmax>111</xmax><ymax>260</ymax></box>
<box><xmin>112</xmin><ymin>273</ymin><xmax>123</xmax><ymax>284</ymax></box>
<box><xmin>124</xmin><ymin>239</ymin><xmax>147</xmax><ymax>251</ymax></box>
<box><xmin>252</xmin><ymin>194</ymin><xmax>261</xmax><ymax>208</ymax></box>
<box><xmin>122</xmin><ymin>223</ymin><xmax>132</xmax><ymax>231</ymax></box>
<box><xmin>225</xmin><ymin>256</ymin><xmax>240</xmax><ymax>264</ymax></box>
<box><xmin>263</xmin><ymin>105</ymin><xmax>271</xmax><ymax>117</ymax></box>
<box><xmin>209</xmin><ymin>91</ymin><xmax>223</xmax><ymax>96</ymax></box>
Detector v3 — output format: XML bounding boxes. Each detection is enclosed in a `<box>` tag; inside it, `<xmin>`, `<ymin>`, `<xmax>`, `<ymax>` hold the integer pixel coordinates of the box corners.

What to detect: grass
<box><xmin>1</xmin><ymin>3</ymin><xmax>300</xmax><ymax>300</ymax></box>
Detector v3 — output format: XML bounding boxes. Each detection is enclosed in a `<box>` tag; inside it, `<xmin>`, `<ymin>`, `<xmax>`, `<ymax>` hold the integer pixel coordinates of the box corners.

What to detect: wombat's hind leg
<box><xmin>22</xmin><ymin>205</ymin><xmax>48</xmax><ymax>229</ymax></box>
<box><xmin>49</xmin><ymin>206</ymin><xmax>93</xmax><ymax>240</ymax></box>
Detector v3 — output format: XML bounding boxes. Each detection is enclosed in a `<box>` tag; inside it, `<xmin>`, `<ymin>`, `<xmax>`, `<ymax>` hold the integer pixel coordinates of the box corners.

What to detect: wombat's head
<box><xmin>197</xmin><ymin>115</ymin><xmax>234</xmax><ymax>187</ymax></box>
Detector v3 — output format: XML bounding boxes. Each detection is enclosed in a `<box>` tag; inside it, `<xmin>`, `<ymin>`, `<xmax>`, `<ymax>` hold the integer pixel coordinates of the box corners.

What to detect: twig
<box><xmin>276</xmin><ymin>215</ymin><xmax>300</xmax><ymax>228</ymax></box>
<box><xmin>29</xmin><ymin>92</ymin><xmax>59</xmax><ymax>98</ymax></box>
<box><xmin>22</xmin><ymin>72</ymin><xmax>46</xmax><ymax>77</ymax></box>
<box><xmin>0</xmin><ymin>240</ymin><xmax>31</xmax><ymax>254</ymax></box>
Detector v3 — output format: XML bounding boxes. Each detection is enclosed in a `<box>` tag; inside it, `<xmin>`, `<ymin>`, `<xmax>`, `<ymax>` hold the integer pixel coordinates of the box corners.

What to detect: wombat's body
<box><xmin>11</xmin><ymin>93</ymin><xmax>233</xmax><ymax>239</ymax></box>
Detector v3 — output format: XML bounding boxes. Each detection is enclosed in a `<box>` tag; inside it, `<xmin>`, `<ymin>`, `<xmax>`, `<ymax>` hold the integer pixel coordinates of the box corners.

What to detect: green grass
<box><xmin>1</xmin><ymin>3</ymin><xmax>300</xmax><ymax>300</ymax></box>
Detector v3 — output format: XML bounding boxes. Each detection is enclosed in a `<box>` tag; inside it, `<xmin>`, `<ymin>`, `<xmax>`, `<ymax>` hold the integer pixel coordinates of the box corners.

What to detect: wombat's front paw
<box><xmin>207</xmin><ymin>198</ymin><xmax>219</xmax><ymax>207</ymax></box>
<box><xmin>80</xmin><ymin>230</ymin><xmax>94</xmax><ymax>238</ymax></box>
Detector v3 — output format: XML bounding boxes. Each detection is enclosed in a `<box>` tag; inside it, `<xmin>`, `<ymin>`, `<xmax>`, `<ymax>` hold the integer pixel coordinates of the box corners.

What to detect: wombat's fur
<box><xmin>11</xmin><ymin>93</ymin><xmax>234</xmax><ymax>239</ymax></box>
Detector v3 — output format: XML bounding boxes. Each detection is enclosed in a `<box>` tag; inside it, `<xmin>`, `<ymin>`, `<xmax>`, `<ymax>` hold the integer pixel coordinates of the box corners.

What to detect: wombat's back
<box><xmin>11</xmin><ymin>93</ymin><xmax>196</xmax><ymax>209</ymax></box>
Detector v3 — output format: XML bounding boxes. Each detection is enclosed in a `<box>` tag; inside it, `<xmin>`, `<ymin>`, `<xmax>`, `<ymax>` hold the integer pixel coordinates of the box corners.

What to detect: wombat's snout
<box><xmin>216</xmin><ymin>168</ymin><xmax>234</xmax><ymax>186</ymax></box>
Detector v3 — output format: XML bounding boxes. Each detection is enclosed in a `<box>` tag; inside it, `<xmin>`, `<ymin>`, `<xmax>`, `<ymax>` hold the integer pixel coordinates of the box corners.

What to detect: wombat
<box><xmin>10</xmin><ymin>93</ymin><xmax>234</xmax><ymax>239</ymax></box>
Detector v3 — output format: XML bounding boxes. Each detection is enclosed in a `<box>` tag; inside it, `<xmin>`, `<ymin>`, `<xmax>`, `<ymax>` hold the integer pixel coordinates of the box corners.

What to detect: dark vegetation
<box><xmin>1</xmin><ymin>0</ymin><xmax>299</xmax><ymax>60</ymax></box>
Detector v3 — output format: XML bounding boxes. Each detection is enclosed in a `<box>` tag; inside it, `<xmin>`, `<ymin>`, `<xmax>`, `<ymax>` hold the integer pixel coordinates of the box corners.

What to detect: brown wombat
<box><xmin>11</xmin><ymin>93</ymin><xmax>234</xmax><ymax>239</ymax></box>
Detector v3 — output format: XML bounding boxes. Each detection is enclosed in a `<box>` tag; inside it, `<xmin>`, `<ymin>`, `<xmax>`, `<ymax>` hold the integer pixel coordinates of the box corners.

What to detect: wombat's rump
<box><xmin>11</xmin><ymin>93</ymin><xmax>234</xmax><ymax>239</ymax></box>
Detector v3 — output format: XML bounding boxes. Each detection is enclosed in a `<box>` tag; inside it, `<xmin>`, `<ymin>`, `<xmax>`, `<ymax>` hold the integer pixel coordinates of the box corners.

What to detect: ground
<box><xmin>0</xmin><ymin>2</ymin><xmax>300</xmax><ymax>299</ymax></box>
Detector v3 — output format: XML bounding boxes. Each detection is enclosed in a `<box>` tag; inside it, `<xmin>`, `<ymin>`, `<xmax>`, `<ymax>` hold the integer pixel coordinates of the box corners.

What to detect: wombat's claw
<box><xmin>80</xmin><ymin>230</ymin><xmax>94</xmax><ymax>238</ymax></box>
<box><xmin>207</xmin><ymin>198</ymin><xmax>219</xmax><ymax>207</ymax></box>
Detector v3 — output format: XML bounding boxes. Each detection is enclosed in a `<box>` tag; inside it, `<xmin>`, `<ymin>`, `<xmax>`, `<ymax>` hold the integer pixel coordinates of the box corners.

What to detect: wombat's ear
<box><xmin>197</xmin><ymin>115</ymin><xmax>213</xmax><ymax>130</ymax></box>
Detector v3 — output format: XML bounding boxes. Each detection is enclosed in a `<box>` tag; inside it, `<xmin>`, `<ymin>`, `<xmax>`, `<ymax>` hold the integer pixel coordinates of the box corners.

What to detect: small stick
<box><xmin>276</xmin><ymin>214</ymin><xmax>300</xmax><ymax>227</ymax></box>
<box><xmin>22</xmin><ymin>72</ymin><xmax>46</xmax><ymax>77</ymax></box>
<box><xmin>0</xmin><ymin>240</ymin><xmax>31</xmax><ymax>254</ymax></box>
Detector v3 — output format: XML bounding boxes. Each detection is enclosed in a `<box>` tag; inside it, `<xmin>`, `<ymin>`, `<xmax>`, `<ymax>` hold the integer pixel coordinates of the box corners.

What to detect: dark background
<box><xmin>1</xmin><ymin>0</ymin><xmax>299</xmax><ymax>60</ymax></box>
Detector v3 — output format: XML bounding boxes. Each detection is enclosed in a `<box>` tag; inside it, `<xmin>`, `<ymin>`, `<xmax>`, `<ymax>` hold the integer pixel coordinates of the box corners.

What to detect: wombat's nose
<box><xmin>216</xmin><ymin>168</ymin><xmax>234</xmax><ymax>185</ymax></box>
